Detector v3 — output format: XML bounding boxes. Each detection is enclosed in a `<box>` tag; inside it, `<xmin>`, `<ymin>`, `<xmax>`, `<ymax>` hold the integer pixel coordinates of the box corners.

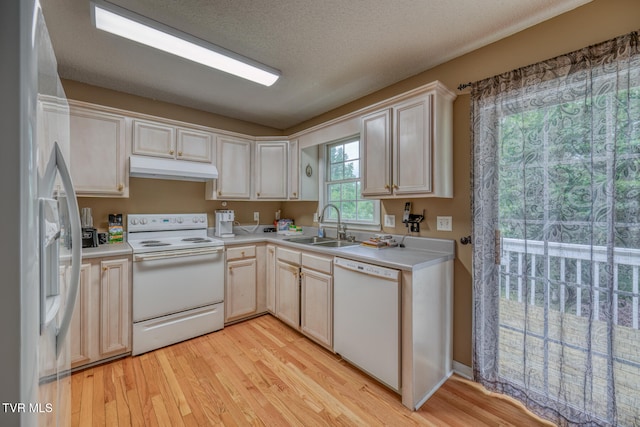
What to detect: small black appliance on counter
<box><xmin>80</xmin><ymin>207</ymin><xmax>99</xmax><ymax>247</ymax></box>
<box><xmin>82</xmin><ymin>227</ymin><xmax>98</xmax><ymax>248</ymax></box>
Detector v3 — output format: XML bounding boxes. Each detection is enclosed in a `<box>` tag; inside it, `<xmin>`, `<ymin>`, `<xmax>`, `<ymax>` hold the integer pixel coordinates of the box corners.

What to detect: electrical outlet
<box><xmin>313</xmin><ymin>212</ymin><xmax>319</xmax><ymax>222</ymax></box>
<box><xmin>253</xmin><ymin>212</ymin><xmax>260</xmax><ymax>222</ymax></box>
<box><xmin>436</xmin><ymin>216</ymin><xmax>452</xmax><ymax>231</ymax></box>
<box><xmin>384</xmin><ymin>214</ymin><xmax>396</xmax><ymax>227</ymax></box>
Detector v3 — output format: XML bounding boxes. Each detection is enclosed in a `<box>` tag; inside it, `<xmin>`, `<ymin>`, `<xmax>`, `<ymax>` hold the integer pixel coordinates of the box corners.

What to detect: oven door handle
<box><xmin>134</xmin><ymin>247</ymin><xmax>224</xmax><ymax>262</ymax></box>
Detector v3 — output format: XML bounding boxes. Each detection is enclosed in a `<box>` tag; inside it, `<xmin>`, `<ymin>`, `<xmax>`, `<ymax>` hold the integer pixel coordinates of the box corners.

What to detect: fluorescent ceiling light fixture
<box><xmin>90</xmin><ymin>0</ymin><xmax>280</xmax><ymax>86</ymax></box>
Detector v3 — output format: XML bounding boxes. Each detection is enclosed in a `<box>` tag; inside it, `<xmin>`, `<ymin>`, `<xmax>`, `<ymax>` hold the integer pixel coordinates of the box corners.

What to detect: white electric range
<box><xmin>128</xmin><ymin>213</ymin><xmax>225</xmax><ymax>355</ymax></box>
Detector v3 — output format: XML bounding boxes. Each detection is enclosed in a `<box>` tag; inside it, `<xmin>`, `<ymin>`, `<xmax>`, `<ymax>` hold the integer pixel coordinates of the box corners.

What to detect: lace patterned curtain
<box><xmin>472</xmin><ymin>31</ymin><xmax>640</xmax><ymax>426</ymax></box>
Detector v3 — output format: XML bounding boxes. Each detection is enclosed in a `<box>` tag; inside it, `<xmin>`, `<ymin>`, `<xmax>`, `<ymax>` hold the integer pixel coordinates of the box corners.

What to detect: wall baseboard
<box><xmin>453</xmin><ymin>361</ymin><xmax>473</xmax><ymax>380</ymax></box>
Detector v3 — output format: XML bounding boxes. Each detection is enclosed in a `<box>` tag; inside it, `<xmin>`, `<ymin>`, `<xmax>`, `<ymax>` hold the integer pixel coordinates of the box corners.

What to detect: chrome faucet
<box><xmin>319</xmin><ymin>203</ymin><xmax>347</xmax><ymax>240</ymax></box>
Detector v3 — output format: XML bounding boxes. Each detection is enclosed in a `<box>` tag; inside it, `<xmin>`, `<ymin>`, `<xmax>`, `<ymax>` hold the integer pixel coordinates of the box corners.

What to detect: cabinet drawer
<box><xmin>226</xmin><ymin>245</ymin><xmax>256</xmax><ymax>261</ymax></box>
<box><xmin>301</xmin><ymin>253</ymin><xmax>332</xmax><ymax>274</ymax></box>
<box><xmin>277</xmin><ymin>247</ymin><xmax>301</xmax><ymax>265</ymax></box>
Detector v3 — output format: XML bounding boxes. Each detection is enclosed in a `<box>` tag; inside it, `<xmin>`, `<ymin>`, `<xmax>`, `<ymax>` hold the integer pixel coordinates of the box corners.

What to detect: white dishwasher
<box><xmin>333</xmin><ymin>257</ymin><xmax>401</xmax><ymax>391</ymax></box>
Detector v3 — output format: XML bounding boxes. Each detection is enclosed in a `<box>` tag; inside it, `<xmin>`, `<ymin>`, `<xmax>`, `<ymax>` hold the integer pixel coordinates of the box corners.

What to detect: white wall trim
<box><xmin>453</xmin><ymin>361</ymin><xmax>473</xmax><ymax>380</ymax></box>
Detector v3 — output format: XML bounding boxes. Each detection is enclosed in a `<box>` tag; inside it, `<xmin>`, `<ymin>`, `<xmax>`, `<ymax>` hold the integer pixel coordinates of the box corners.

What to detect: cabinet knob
<box><xmin>241</xmin><ymin>251</ymin><xmax>245</xmax><ymax>257</ymax></box>
<box><xmin>292</xmin><ymin>192</ymin><xmax>297</xmax><ymax>197</ymax></box>
<box><xmin>384</xmin><ymin>184</ymin><xmax>390</xmax><ymax>190</ymax></box>
<box><xmin>102</xmin><ymin>266</ymin><xmax>108</xmax><ymax>272</ymax></box>
<box><xmin>178</xmin><ymin>151</ymin><xmax>183</xmax><ymax>157</ymax></box>
<box><xmin>169</xmin><ymin>150</ymin><xmax>175</xmax><ymax>155</ymax></box>
<box><xmin>256</xmin><ymin>192</ymin><xmax>260</xmax><ymax>197</ymax></box>
<box><xmin>393</xmin><ymin>184</ymin><xmax>399</xmax><ymax>189</ymax></box>
<box><xmin>218</xmin><ymin>190</ymin><xmax>222</xmax><ymax>196</ymax></box>
<box><xmin>118</xmin><ymin>183</ymin><xmax>124</xmax><ymax>192</ymax></box>
<box><xmin>229</xmin><ymin>266</ymin><xmax>233</xmax><ymax>272</ymax></box>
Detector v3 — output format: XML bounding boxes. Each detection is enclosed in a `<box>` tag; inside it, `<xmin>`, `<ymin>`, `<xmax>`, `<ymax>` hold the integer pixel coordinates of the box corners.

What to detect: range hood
<box><xmin>130</xmin><ymin>155</ymin><xmax>218</xmax><ymax>181</ymax></box>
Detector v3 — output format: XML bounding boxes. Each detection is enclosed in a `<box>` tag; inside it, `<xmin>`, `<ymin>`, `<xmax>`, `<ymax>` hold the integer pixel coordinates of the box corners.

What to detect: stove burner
<box><xmin>182</xmin><ymin>237</ymin><xmax>212</xmax><ymax>242</ymax></box>
<box><xmin>140</xmin><ymin>240</ymin><xmax>162</xmax><ymax>244</ymax></box>
<box><xmin>143</xmin><ymin>242</ymin><xmax>171</xmax><ymax>247</ymax></box>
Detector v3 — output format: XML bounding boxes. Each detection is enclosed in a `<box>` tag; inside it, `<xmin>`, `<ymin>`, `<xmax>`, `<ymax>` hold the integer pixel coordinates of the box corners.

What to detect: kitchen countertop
<box><xmin>82</xmin><ymin>242</ymin><xmax>132</xmax><ymax>259</ymax></box>
<box><xmin>79</xmin><ymin>231</ymin><xmax>455</xmax><ymax>270</ymax></box>
<box><xmin>208</xmin><ymin>230</ymin><xmax>455</xmax><ymax>272</ymax></box>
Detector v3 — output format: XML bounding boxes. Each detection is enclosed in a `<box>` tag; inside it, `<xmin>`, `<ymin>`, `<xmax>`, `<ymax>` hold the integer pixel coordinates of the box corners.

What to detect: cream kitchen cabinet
<box><xmin>266</xmin><ymin>244</ymin><xmax>276</xmax><ymax>313</ymax></box>
<box><xmin>361</xmin><ymin>82</ymin><xmax>455</xmax><ymax>198</ymax></box>
<box><xmin>274</xmin><ymin>247</ymin><xmax>333</xmax><ymax>349</ymax></box>
<box><xmin>208</xmin><ymin>135</ymin><xmax>252</xmax><ymax>199</ymax></box>
<box><xmin>254</xmin><ymin>140</ymin><xmax>288</xmax><ymax>199</ymax></box>
<box><xmin>132</xmin><ymin>119</ymin><xmax>213</xmax><ymax>163</ymax></box>
<box><xmin>68</xmin><ymin>254</ymin><xmax>131</xmax><ymax>370</ymax></box>
<box><xmin>300</xmin><ymin>253</ymin><xmax>333</xmax><ymax>349</ymax></box>
<box><xmin>288</xmin><ymin>139</ymin><xmax>299</xmax><ymax>199</ymax></box>
<box><xmin>69</xmin><ymin>264</ymin><xmax>92</xmax><ymax>368</ymax></box>
<box><xmin>225</xmin><ymin>244</ymin><xmax>267</xmax><ymax>323</ymax></box>
<box><xmin>68</xmin><ymin>103</ymin><xmax>128</xmax><ymax>197</ymax></box>
<box><xmin>98</xmin><ymin>258</ymin><xmax>130</xmax><ymax>359</ymax></box>
<box><xmin>275</xmin><ymin>247</ymin><xmax>301</xmax><ymax>330</ymax></box>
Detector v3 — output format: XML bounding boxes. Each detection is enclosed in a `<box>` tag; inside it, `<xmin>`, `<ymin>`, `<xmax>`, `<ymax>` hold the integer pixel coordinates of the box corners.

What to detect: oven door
<box><xmin>133</xmin><ymin>246</ymin><xmax>224</xmax><ymax>322</ymax></box>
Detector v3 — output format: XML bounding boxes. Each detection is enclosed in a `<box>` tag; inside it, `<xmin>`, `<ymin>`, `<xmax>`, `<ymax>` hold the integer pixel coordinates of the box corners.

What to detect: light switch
<box><xmin>436</xmin><ymin>216</ymin><xmax>452</xmax><ymax>231</ymax></box>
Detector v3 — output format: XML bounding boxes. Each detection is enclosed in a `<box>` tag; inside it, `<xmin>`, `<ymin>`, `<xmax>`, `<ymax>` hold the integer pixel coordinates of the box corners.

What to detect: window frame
<box><xmin>319</xmin><ymin>135</ymin><xmax>381</xmax><ymax>231</ymax></box>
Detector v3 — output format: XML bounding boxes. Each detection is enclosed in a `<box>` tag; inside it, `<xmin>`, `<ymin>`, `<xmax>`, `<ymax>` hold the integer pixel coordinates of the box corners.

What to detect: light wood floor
<box><xmin>71</xmin><ymin>314</ymin><xmax>552</xmax><ymax>426</ymax></box>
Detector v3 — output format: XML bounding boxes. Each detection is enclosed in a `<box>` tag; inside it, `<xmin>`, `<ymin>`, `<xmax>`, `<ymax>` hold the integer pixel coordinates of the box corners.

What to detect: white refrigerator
<box><xmin>0</xmin><ymin>1</ymin><xmax>81</xmax><ymax>426</ymax></box>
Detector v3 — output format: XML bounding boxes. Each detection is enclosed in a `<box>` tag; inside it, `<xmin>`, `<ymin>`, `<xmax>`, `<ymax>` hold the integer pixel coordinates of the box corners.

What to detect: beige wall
<box><xmin>68</xmin><ymin>0</ymin><xmax>640</xmax><ymax>367</ymax></box>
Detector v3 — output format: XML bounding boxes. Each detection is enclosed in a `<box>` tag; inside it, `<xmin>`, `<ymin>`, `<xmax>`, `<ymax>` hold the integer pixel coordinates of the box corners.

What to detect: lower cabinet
<box><xmin>266</xmin><ymin>244</ymin><xmax>276</xmax><ymax>313</ymax></box>
<box><xmin>274</xmin><ymin>247</ymin><xmax>333</xmax><ymax>350</ymax></box>
<box><xmin>70</xmin><ymin>255</ymin><xmax>131</xmax><ymax>370</ymax></box>
<box><xmin>300</xmin><ymin>253</ymin><xmax>333</xmax><ymax>349</ymax></box>
<box><xmin>225</xmin><ymin>244</ymin><xmax>267</xmax><ymax>323</ymax></box>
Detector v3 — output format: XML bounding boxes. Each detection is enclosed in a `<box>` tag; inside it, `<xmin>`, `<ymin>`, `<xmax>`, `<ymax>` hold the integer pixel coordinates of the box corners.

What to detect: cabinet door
<box><xmin>393</xmin><ymin>95</ymin><xmax>433</xmax><ymax>194</ymax></box>
<box><xmin>99</xmin><ymin>258</ymin><xmax>130</xmax><ymax>359</ymax></box>
<box><xmin>361</xmin><ymin>109</ymin><xmax>392</xmax><ymax>196</ymax></box>
<box><xmin>255</xmin><ymin>141</ymin><xmax>288</xmax><ymax>199</ymax></box>
<box><xmin>37</xmin><ymin>99</ymin><xmax>70</xmax><ymax>188</ymax></box>
<box><xmin>275</xmin><ymin>261</ymin><xmax>300</xmax><ymax>329</ymax></box>
<box><xmin>132</xmin><ymin>119</ymin><xmax>175</xmax><ymax>159</ymax></box>
<box><xmin>301</xmin><ymin>268</ymin><xmax>333</xmax><ymax>349</ymax></box>
<box><xmin>69</xmin><ymin>106</ymin><xmax>127</xmax><ymax>197</ymax></box>
<box><xmin>225</xmin><ymin>258</ymin><xmax>257</xmax><ymax>322</ymax></box>
<box><xmin>288</xmin><ymin>139</ymin><xmax>299</xmax><ymax>199</ymax></box>
<box><xmin>216</xmin><ymin>135</ymin><xmax>252</xmax><ymax>199</ymax></box>
<box><xmin>69</xmin><ymin>264</ymin><xmax>92</xmax><ymax>368</ymax></box>
<box><xmin>266</xmin><ymin>245</ymin><xmax>276</xmax><ymax>313</ymax></box>
<box><xmin>177</xmin><ymin>128</ymin><xmax>213</xmax><ymax>163</ymax></box>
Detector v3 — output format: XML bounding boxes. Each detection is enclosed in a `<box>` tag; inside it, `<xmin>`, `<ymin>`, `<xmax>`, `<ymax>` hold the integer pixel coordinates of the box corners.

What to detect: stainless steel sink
<box><xmin>312</xmin><ymin>240</ymin><xmax>360</xmax><ymax>248</ymax></box>
<box><xmin>283</xmin><ymin>236</ymin><xmax>335</xmax><ymax>244</ymax></box>
<box><xmin>283</xmin><ymin>236</ymin><xmax>359</xmax><ymax>248</ymax></box>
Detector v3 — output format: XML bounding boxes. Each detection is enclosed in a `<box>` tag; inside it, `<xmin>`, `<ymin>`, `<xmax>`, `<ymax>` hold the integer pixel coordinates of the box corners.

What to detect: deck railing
<box><xmin>500</xmin><ymin>238</ymin><xmax>640</xmax><ymax>329</ymax></box>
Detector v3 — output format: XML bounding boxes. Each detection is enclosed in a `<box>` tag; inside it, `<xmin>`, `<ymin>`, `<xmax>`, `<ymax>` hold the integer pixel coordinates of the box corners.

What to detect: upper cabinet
<box><xmin>255</xmin><ymin>141</ymin><xmax>288</xmax><ymax>199</ymax></box>
<box><xmin>361</xmin><ymin>82</ymin><xmax>455</xmax><ymax>198</ymax></box>
<box><xmin>68</xmin><ymin>103</ymin><xmax>128</xmax><ymax>197</ymax></box>
<box><xmin>213</xmin><ymin>135</ymin><xmax>252</xmax><ymax>199</ymax></box>
<box><xmin>133</xmin><ymin>119</ymin><xmax>213</xmax><ymax>163</ymax></box>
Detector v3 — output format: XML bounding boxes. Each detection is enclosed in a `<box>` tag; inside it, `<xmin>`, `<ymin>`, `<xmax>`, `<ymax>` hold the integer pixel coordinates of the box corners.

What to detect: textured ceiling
<box><xmin>41</xmin><ymin>0</ymin><xmax>591</xmax><ymax>129</ymax></box>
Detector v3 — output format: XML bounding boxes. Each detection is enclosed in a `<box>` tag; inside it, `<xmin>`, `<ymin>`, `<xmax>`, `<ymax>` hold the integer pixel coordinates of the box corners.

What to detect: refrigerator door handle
<box><xmin>52</xmin><ymin>142</ymin><xmax>82</xmax><ymax>358</ymax></box>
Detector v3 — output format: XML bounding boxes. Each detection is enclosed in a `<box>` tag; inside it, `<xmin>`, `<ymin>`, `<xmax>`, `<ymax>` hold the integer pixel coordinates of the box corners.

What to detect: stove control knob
<box><xmin>177</xmin><ymin>217</ymin><xmax>184</xmax><ymax>224</ymax></box>
<box><xmin>130</xmin><ymin>218</ymin><xmax>139</xmax><ymax>225</ymax></box>
<box><xmin>141</xmin><ymin>218</ymin><xmax>148</xmax><ymax>225</ymax></box>
<box><xmin>199</xmin><ymin>216</ymin><xmax>206</xmax><ymax>223</ymax></box>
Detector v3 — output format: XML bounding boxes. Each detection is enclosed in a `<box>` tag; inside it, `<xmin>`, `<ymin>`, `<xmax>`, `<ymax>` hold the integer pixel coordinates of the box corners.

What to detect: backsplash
<box><xmin>79</xmin><ymin>177</ymin><xmax>285</xmax><ymax>232</ymax></box>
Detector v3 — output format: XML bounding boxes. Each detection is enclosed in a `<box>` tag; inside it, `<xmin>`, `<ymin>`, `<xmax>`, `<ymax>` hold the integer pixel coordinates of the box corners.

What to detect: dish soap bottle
<box><xmin>318</xmin><ymin>225</ymin><xmax>325</xmax><ymax>238</ymax></box>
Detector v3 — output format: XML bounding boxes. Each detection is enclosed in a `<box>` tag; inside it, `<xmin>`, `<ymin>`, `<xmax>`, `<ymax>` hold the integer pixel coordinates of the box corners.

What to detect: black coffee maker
<box><xmin>81</xmin><ymin>207</ymin><xmax>99</xmax><ymax>248</ymax></box>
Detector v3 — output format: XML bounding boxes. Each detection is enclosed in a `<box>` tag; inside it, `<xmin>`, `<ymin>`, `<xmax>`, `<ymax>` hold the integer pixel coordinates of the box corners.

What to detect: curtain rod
<box><xmin>458</xmin><ymin>82</ymin><xmax>472</xmax><ymax>91</ymax></box>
